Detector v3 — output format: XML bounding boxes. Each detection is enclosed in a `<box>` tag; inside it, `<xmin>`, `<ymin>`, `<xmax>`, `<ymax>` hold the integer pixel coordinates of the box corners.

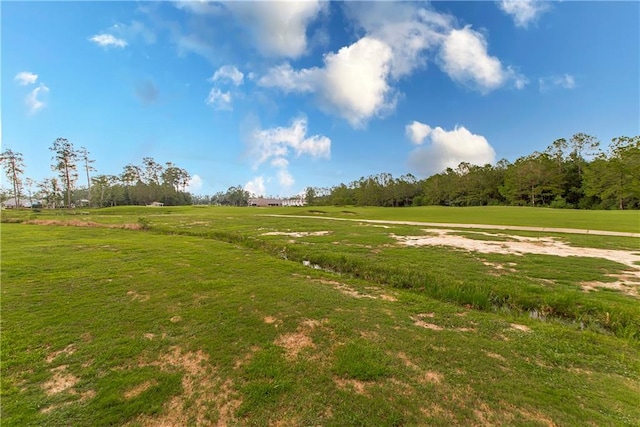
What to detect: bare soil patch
<box><xmin>392</xmin><ymin>229</ymin><xmax>640</xmax><ymax>270</ymax></box>
<box><xmin>46</xmin><ymin>344</ymin><xmax>76</xmax><ymax>364</ymax></box>
<box><xmin>42</xmin><ymin>365</ymin><xmax>78</xmax><ymax>396</ymax></box>
<box><xmin>334</xmin><ymin>377</ymin><xmax>368</xmax><ymax>395</ymax></box>
<box><xmin>510</xmin><ymin>324</ymin><xmax>532</xmax><ymax>333</ymax></box>
<box><xmin>261</xmin><ymin>231</ymin><xmax>331</xmax><ymax>238</ymax></box>
<box><xmin>275</xmin><ymin>333</ymin><xmax>315</xmax><ymax>359</ymax></box>
<box><xmin>124</xmin><ymin>380</ymin><xmax>158</xmax><ymax>399</ymax></box>
<box><xmin>135</xmin><ymin>346</ymin><xmax>242</xmax><ymax>426</ymax></box>
<box><xmin>127</xmin><ymin>290</ymin><xmax>150</xmax><ymax>302</ymax></box>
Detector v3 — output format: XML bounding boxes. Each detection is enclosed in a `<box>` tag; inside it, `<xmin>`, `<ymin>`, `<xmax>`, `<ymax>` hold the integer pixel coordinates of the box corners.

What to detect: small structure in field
<box><xmin>147</xmin><ymin>201</ymin><xmax>164</xmax><ymax>207</ymax></box>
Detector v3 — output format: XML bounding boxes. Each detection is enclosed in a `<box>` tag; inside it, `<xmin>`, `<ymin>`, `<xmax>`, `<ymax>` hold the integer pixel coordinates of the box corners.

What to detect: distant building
<box><xmin>248</xmin><ymin>198</ymin><xmax>282</xmax><ymax>207</ymax></box>
<box><xmin>147</xmin><ymin>201</ymin><xmax>164</xmax><ymax>207</ymax></box>
<box><xmin>248</xmin><ymin>196</ymin><xmax>307</xmax><ymax>207</ymax></box>
<box><xmin>1</xmin><ymin>198</ymin><xmax>32</xmax><ymax>209</ymax></box>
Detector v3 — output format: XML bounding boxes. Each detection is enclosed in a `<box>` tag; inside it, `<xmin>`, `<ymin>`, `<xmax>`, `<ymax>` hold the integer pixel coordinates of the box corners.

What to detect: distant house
<box><xmin>1</xmin><ymin>198</ymin><xmax>32</xmax><ymax>209</ymax></box>
<box><xmin>147</xmin><ymin>201</ymin><xmax>164</xmax><ymax>207</ymax></box>
<box><xmin>248</xmin><ymin>196</ymin><xmax>307</xmax><ymax>207</ymax></box>
<box><xmin>249</xmin><ymin>198</ymin><xmax>282</xmax><ymax>207</ymax></box>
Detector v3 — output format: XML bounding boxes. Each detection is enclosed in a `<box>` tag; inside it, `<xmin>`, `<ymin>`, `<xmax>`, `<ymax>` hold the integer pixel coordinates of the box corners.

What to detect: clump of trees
<box><xmin>306</xmin><ymin>134</ymin><xmax>639</xmax><ymax>210</ymax></box>
<box><xmin>1</xmin><ymin>138</ymin><xmax>193</xmax><ymax>208</ymax></box>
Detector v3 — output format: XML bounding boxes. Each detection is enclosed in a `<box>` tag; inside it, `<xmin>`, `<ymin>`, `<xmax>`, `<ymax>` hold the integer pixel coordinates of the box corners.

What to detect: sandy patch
<box><xmin>484</xmin><ymin>351</ymin><xmax>507</xmax><ymax>362</ymax></box>
<box><xmin>392</xmin><ymin>229</ymin><xmax>640</xmax><ymax>272</ymax></box>
<box><xmin>262</xmin><ymin>231</ymin><xmax>331</xmax><ymax>238</ymax></box>
<box><xmin>510</xmin><ymin>323</ymin><xmax>532</xmax><ymax>333</ymax></box>
<box><xmin>124</xmin><ymin>380</ymin><xmax>158</xmax><ymax>399</ymax></box>
<box><xmin>413</xmin><ymin>320</ymin><xmax>443</xmax><ymax>330</ymax></box>
<box><xmin>580</xmin><ymin>272</ymin><xmax>640</xmax><ymax>297</ymax></box>
<box><xmin>312</xmin><ymin>278</ymin><xmax>394</xmax><ymax>300</ymax></box>
<box><xmin>170</xmin><ymin>316</ymin><xmax>182</xmax><ymax>323</ymax></box>
<box><xmin>143</xmin><ymin>333</ymin><xmax>155</xmax><ymax>340</ymax></box>
<box><xmin>423</xmin><ymin>371</ymin><xmax>444</xmax><ymax>384</ymax></box>
<box><xmin>127</xmin><ymin>290</ymin><xmax>150</xmax><ymax>302</ymax></box>
<box><xmin>42</xmin><ymin>365</ymin><xmax>78</xmax><ymax>396</ymax></box>
<box><xmin>263</xmin><ymin>316</ymin><xmax>282</xmax><ymax>327</ymax></box>
<box><xmin>46</xmin><ymin>344</ymin><xmax>76</xmax><ymax>364</ymax></box>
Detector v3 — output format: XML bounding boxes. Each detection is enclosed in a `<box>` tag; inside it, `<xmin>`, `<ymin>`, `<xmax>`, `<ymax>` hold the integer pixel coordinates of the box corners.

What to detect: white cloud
<box><xmin>406</xmin><ymin>121</ymin><xmax>432</xmax><ymax>145</ymax></box>
<box><xmin>225</xmin><ymin>0</ymin><xmax>326</xmax><ymax>58</ymax></box>
<box><xmin>205</xmin><ymin>88</ymin><xmax>232</xmax><ymax>110</ymax></box>
<box><xmin>249</xmin><ymin>116</ymin><xmax>331</xmax><ymax>167</ymax></box>
<box><xmin>247</xmin><ymin>117</ymin><xmax>330</xmax><ymax>195</ymax></box>
<box><xmin>407</xmin><ymin>124</ymin><xmax>496</xmax><ymax>176</ymax></box>
<box><xmin>186</xmin><ymin>174</ymin><xmax>203</xmax><ymax>193</ymax></box>
<box><xmin>89</xmin><ymin>33</ymin><xmax>128</xmax><ymax>48</ymax></box>
<box><xmin>259</xmin><ymin>37</ymin><xmax>395</xmax><ymax>128</ymax></box>
<box><xmin>259</xmin><ymin>3</ymin><xmax>525</xmax><ymax>126</ymax></box>
<box><xmin>498</xmin><ymin>0</ymin><xmax>550</xmax><ymax>28</ymax></box>
<box><xmin>245</xmin><ymin>176</ymin><xmax>266</xmax><ymax>197</ymax></box>
<box><xmin>539</xmin><ymin>74</ymin><xmax>576</xmax><ymax>92</ymax></box>
<box><xmin>26</xmin><ymin>84</ymin><xmax>49</xmax><ymax>114</ymax></box>
<box><xmin>438</xmin><ymin>26</ymin><xmax>525</xmax><ymax>93</ymax></box>
<box><xmin>14</xmin><ymin>72</ymin><xmax>38</xmax><ymax>86</ymax></box>
<box><xmin>344</xmin><ymin>2</ymin><xmax>451</xmax><ymax>79</ymax></box>
<box><xmin>211</xmin><ymin>65</ymin><xmax>244</xmax><ymax>86</ymax></box>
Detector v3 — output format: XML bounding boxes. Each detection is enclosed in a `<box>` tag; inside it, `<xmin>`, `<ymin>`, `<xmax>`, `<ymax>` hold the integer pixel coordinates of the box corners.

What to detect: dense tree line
<box><xmin>1</xmin><ymin>138</ymin><xmax>192</xmax><ymax>208</ymax></box>
<box><xmin>307</xmin><ymin>134</ymin><xmax>640</xmax><ymax>210</ymax></box>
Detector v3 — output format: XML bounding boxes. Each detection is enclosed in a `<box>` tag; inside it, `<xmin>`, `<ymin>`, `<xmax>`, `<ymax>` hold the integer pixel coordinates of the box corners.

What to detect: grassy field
<box><xmin>2</xmin><ymin>206</ymin><xmax>639</xmax><ymax>425</ymax></box>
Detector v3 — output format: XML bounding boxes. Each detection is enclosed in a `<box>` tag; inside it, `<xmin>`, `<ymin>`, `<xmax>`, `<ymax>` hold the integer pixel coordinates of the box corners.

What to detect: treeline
<box><xmin>1</xmin><ymin>137</ymin><xmax>193</xmax><ymax>208</ymax></box>
<box><xmin>307</xmin><ymin>134</ymin><xmax>640</xmax><ymax>210</ymax></box>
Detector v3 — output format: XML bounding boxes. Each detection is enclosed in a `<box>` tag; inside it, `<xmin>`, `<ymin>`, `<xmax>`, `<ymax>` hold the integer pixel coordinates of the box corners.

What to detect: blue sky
<box><xmin>3</xmin><ymin>1</ymin><xmax>638</xmax><ymax>197</ymax></box>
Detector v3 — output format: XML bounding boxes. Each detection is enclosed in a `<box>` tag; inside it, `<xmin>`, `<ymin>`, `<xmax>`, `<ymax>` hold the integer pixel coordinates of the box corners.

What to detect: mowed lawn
<box><xmin>2</xmin><ymin>219</ymin><xmax>640</xmax><ymax>426</ymax></box>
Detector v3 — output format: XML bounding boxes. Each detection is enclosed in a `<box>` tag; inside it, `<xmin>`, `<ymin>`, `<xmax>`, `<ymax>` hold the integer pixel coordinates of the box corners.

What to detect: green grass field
<box><xmin>2</xmin><ymin>206</ymin><xmax>639</xmax><ymax>425</ymax></box>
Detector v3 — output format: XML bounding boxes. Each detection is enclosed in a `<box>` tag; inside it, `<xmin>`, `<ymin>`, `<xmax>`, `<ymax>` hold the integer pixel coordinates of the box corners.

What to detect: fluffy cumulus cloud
<box><xmin>14</xmin><ymin>71</ymin><xmax>38</xmax><ymax>85</ymax></box>
<box><xmin>539</xmin><ymin>74</ymin><xmax>576</xmax><ymax>92</ymax></box>
<box><xmin>259</xmin><ymin>3</ymin><xmax>525</xmax><ymax>127</ymax></box>
<box><xmin>405</xmin><ymin>121</ymin><xmax>432</xmax><ymax>145</ymax></box>
<box><xmin>89</xmin><ymin>33</ymin><xmax>128</xmax><ymax>48</ymax></box>
<box><xmin>225</xmin><ymin>0</ymin><xmax>326</xmax><ymax>58</ymax></box>
<box><xmin>244</xmin><ymin>176</ymin><xmax>266</xmax><ymax>197</ymax></box>
<box><xmin>498</xmin><ymin>0</ymin><xmax>550</xmax><ymax>28</ymax></box>
<box><xmin>26</xmin><ymin>84</ymin><xmax>50</xmax><ymax>114</ymax></box>
<box><xmin>205</xmin><ymin>88</ymin><xmax>232</xmax><ymax>111</ymax></box>
<box><xmin>247</xmin><ymin>116</ymin><xmax>330</xmax><ymax>194</ymax></box>
<box><xmin>249</xmin><ymin>116</ymin><xmax>330</xmax><ymax>167</ymax></box>
<box><xmin>205</xmin><ymin>65</ymin><xmax>245</xmax><ymax>110</ymax></box>
<box><xmin>259</xmin><ymin>37</ymin><xmax>396</xmax><ymax>128</ymax></box>
<box><xmin>438</xmin><ymin>26</ymin><xmax>526</xmax><ymax>93</ymax></box>
<box><xmin>211</xmin><ymin>65</ymin><xmax>244</xmax><ymax>86</ymax></box>
<box><xmin>344</xmin><ymin>2</ymin><xmax>451</xmax><ymax>79</ymax></box>
<box><xmin>407</xmin><ymin>123</ymin><xmax>496</xmax><ymax>176</ymax></box>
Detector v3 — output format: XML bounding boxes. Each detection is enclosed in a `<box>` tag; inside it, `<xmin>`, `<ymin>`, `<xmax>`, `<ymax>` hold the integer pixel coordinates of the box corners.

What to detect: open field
<box><xmin>2</xmin><ymin>206</ymin><xmax>640</xmax><ymax>425</ymax></box>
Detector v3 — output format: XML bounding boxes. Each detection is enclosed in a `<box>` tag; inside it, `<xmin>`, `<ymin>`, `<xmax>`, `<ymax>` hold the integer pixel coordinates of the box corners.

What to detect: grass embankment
<box><xmin>2</xmin><ymin>223</ymin><xmax>639</xmax><ymax>425</ymax></box>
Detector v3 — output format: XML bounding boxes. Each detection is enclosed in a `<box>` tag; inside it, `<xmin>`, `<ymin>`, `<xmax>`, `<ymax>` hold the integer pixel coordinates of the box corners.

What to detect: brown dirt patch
<box><xmin>127</xmin><ymin>290</ymin><xmax>150</xmax><ymax>302</ymax></box>
<box><xmin>379</xmin><ymin>294</ymin><xmax>397</xmax><ymax>302</ymax></box>
<box><xmin>580</xmin><ymin>272</ymin><xmax>640</xmax><ymax>298</ymax></box>
<box><xmin>46</xmin><ymin>344</ymin><xmax>76</xmax><ymax>364</ymax></box>
<box><xmin>484</xmin><ymin>351</ymin><xmax>507</xmax><ymax>362</ymax></box>
<box><xmin>392</xmin><ymin>229</ymin><xmax>640</xmax><ymax>282</ymax></box>
<box><xmin>135</xmin><ymin>346</ymin><xmax>242</xmax><ymax>426</ymax></box>
<box><xmin>423</xmin><ymin>371</ymin><xmax>443</xmax><ymax>384</ymax></box>
<box><xmin>262</xmin><ymin>230</ymin><xmax>331</xmax><ymax>237</ymax></box>
<box><xmin>510</xmin><ymin>323</ymin><xmax>532</xmax><ymax>333</ymax></box>
<box><xmin>42</xmin><ymin>365</ymin><xmax>78</xmax><ymax>396</ymax></box>
<box><xmin>170</xmin><ymin>315</ymin><xmax>182</xmax><ymax>323</ymax></box>
<box><xmin>274</xmin><ymin>333</ymin><xmax>314</xmax><ymax>359</ymax></box>
<box><xmin>413</xmin><ymin>320</ymin><xmax>443</xmax><ymax>330</ymax></box>
<box><xmin>124</xmin><ymin>380</ymin><xmax>158</xmax><ymax>399</ymax></box>
<box><xmin>334</xmin><ymin>377</ymin><xmax>368</xmax><ymax>395</ymax></box>
<box><xmin>143</xmin><ymin>333</ymin><xmax>155</xmax><ymax>340</ymax></box>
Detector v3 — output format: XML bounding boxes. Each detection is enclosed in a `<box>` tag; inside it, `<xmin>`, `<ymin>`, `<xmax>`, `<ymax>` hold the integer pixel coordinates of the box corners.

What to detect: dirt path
<box><xmin>264</xmin><ymin>215</ymin><xmax>640</xmax><ymax>238</ymax></box>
